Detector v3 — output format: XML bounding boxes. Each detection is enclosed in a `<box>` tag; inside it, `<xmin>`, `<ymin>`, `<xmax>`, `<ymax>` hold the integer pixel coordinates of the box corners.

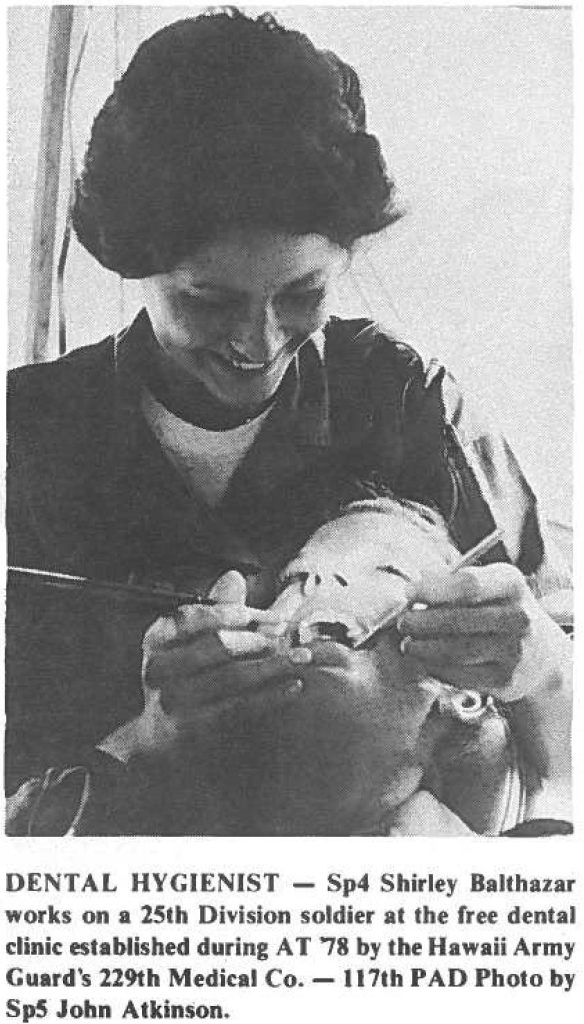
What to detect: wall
<box><xmin>7</xmin><ymin>5</ymin><xmax>572</xmax><ymax>522</ymax></box>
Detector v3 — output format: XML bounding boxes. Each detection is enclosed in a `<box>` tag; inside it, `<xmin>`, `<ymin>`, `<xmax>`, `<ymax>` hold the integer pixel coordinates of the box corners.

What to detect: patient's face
<box><xmin>271</xmin><ymin>502</ymin><xmax>457</xmax><ymax>642</ymax></box>
<box><xmin>237</xmin><ymin>502</ymin><xmax>459</xmax><ymax>835</ymax></box>
<box><xmin>173</xmin><ymin>501</ymin><xmax>459</xmax><ymax>836</ymax></box>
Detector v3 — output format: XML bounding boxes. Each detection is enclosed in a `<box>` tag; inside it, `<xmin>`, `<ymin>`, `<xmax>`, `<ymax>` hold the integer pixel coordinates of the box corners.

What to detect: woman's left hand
<box><xmin>398</xmin><ymin>563</ymin><xmax>568</xmax><ymax>702</ymax></box>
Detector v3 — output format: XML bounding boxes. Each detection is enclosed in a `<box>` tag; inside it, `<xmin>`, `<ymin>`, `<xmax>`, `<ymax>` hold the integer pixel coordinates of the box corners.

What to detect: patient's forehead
<box><xmin>294</xmin><ymin>502</ymin><xmax>458</xmax><ymax>578</ymax></box>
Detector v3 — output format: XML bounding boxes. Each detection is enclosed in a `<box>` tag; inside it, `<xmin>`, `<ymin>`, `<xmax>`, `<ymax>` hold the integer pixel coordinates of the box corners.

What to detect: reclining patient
<box><xmin>7</xmin><ymin>497</ymin><xmax>571</xmax><ymax>837</ymax></box>
<box><xmin>249</xmin><ymin>498</ymin><xmax>515</xmax><ymax>836</ymax></box>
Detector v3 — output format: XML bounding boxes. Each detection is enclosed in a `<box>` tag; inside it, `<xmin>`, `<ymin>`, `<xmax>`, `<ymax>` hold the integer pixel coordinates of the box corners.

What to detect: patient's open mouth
<box><xmin>294</xmin><ymin>618</ymin><xmax>354</xmax><ymax>646</ymax></box>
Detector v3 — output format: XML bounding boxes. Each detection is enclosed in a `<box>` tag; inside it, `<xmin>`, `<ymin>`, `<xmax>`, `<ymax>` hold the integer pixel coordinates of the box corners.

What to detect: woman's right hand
<box><xmin>99</xmin><ymin>571</ymin><xmax>311</xmax><ymax>764</ymax></box>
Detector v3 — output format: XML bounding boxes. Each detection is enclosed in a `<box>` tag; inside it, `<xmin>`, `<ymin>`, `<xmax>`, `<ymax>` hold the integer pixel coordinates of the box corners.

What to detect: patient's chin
<box><xmin>232</xmin><ymin>684</ymin><xmax>430</xmax><ymax>836</ymax></box>
<box><xmin>253</xmin><ymin>750</ymin><xmax>424</xmax><ymax>836</ymax></box>
<box><xmin>167</xmin><ymin>654</ymin><xmax>436</xmax><ymax>836</ymax></box>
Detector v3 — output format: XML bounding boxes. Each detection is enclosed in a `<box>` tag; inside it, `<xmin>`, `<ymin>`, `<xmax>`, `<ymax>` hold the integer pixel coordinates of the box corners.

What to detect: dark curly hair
<box><xmin>73</xmin><ymin>8</ymin><xmax>403</xmax><ymax>278</ymax></box>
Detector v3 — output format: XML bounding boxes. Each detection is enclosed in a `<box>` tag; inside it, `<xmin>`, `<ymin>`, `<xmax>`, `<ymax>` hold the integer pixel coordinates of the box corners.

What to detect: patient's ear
<box><xmin>420</xmin><ymin>707</ymin><xmax>515</xmax><ymax>835</ymax></box>
<box><xmin>208</xmin><ymin>570</ymin><xmax>248</xmax><ymax>605</ymax></box>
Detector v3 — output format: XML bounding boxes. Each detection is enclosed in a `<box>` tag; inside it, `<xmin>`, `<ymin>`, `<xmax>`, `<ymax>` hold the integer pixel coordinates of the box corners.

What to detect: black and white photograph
<box><xmin>5</xmin><ymin>3</ymin><xmax>574</xmax><ymax>842</ymax></box>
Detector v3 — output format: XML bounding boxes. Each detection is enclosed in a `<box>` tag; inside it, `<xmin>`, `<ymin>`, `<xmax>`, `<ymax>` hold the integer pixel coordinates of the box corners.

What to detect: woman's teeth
<box><xmin>228</xmin><ymin>356</ymin><xmax>270</xmax><ymax>371</ymax></box>
<box><xmin>224</xmin><ymin>337</ymin><xmax>300</xmax><ymax>372</ymax></box>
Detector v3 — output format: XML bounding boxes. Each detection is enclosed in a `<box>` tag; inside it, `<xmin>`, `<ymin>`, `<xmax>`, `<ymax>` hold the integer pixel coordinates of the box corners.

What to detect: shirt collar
<box><xmin>112</xmin><ymin>307</ymin><xmax>332</xmax><ymax>455</ymax></box>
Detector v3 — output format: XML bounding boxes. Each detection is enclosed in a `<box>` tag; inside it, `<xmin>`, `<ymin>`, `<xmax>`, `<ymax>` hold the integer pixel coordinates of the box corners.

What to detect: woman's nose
<box><xmin>230</xmin><ymin>305</ymin><xmax>287</xmax><ymax>363</ymax></box>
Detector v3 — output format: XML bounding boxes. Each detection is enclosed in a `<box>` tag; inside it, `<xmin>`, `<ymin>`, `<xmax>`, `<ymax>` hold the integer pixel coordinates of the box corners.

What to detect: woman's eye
<box><xmin>196</xmin><ymin>299</ymin><xmax>238</xmax><ymax>313</ymax></box>
<box><xmin>179</xmin><ymin>291</ymin><xmax>240</xmax><ymax>313</ymax></box>
<box><xmin>280</xmin><ymin>288</ymin><xmax>326</xmax><ymax>311</ymax></box>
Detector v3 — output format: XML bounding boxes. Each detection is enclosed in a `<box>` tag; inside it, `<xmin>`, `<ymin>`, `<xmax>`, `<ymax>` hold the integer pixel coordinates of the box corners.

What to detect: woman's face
<box><xmin>142</xmin><ymin>228</ymin><xmax>348</xmax><ymax>413</ymax></box>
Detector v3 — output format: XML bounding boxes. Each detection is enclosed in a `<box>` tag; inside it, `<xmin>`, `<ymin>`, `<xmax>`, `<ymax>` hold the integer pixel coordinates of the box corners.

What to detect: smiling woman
<box><xmin>141</xmin><ymin>229</ymin><xmax>348</xmax><ymax>416</ymax></box>
<box><xmin>6</xmin><ymin>7</ymin><xmax>571</xmax><ymax>836</ymax></box>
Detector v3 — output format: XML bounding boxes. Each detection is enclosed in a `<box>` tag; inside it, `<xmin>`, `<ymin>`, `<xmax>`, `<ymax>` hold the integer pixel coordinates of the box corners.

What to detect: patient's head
<box><xmin>155</xmin><ymin>497</ymin><xmax>509</xmax><ymax>836</ymax></box>
<box><xmin>225</xmin><ymin>497</ymin><xmax>460</xmax><ymax>835</ymax></box>
<box><xmin>271</xmin><ymin>497</ymin><xmax>458</xmax><ymax>645</ymax></box>
<box><xmin>171</xmin><ymin>498</ymin><xmax>463</xmax><ymax>835</ymax></box>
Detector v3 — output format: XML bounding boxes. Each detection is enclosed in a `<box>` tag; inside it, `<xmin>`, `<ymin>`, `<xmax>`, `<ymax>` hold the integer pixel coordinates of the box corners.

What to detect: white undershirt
<box><xmin>141</xmin><ymin>388</ymin><xmax>272</xmax><ymax>507</ymax></box>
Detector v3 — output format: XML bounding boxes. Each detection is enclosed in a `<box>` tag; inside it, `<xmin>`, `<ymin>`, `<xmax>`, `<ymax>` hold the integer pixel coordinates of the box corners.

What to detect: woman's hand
<box><xmin>397</xmin><ymin>563</ymin><xmax>572</xmax><ymax>821</ymax></box>
<box><xmin>98</xmin><ymin>571</ymin><xmax>310</xmax><ymax>764</ymax></box>
<box><xmin>398</xmin><ymin>563</ymin><xmax>568</xmax><ymax>702</ymax></box>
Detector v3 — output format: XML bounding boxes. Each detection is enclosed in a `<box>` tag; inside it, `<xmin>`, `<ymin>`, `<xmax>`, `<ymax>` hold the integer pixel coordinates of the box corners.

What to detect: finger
<box><xmin>146</xmin><ymin>636</ymin><xmax>311</xmax><ymax>690</ymax></box>
<box><xmin>204</xmin><ymin>678</ymin><xmax>305</xmax><ymax>718</ymax></box>
<box><xmin>217</xmin><ymin>629</ymin><xmax>281</xmax><ymax>658</ymax></box>
<box><xmin>144</xmin><ymin>602</ymin><xmax>259</xmax><ymax>649</ymax></box>
<box><xmin>208</xmin><ymin>570</ymin><xmax>248</xmax><ymax>605</ymax></box>
<box><xmin>398</xmin><ymin>602</ymin><xmax>530</xmax><ymax>639</ymax></box>
<box><xmin>402</xmin><ymin>634</ymin><xmax>522</xmax><ymax>668</ymax></box>
<box><xmin>306</xmin><ymin>640</ymin><xmax>363</xmax><ymax>670</ymax></box>
<box><xmin>269</xmin><ymin>581</ymin><xmax>306</xmax><ymax>621</ymax></box>
<box><xmin>407</xmin><ymin>564</ymin><xmax>527</xmax><ymax>607</ymax></box>
<box><xmin>300</xmin><ymin>642</ymin><xmax>373</xmax><ymax>691</ymax></box>
<box><xmin>144</xmin><ymin>629</ymin><xmax>284</xmax><ymax>686</ymax></box>
<box><xmin>160</xmin><ymin>650</ymin><xmax>313</xmax><ymax>712</ymax></box>
<box><xmin>415</xmin><ymin>662</ymin><xmax>513</xmax><ymax>693</ymax></box>
<box><xmin>143</xmin><ymin>640</ymin><xmax>209</xmax><ymax>692</ymax></box>
<box><xmin>174</xmin><ymin>598</ymin><xmax>282</xmax><ymax>632</ymax></box>
<box><xmin>199</xmin><ymin>649</ymin><xmax>312</xmax><ymax>699</ymax></box>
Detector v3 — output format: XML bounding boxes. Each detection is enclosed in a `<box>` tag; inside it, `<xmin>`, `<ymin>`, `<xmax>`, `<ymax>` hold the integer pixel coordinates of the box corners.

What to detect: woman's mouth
<box><xmin>216</xmin><ymin>336</ymin><xmax>309</xmax><ymax>375</ymax></box>
<box><xmin>226</xmin><ymin>355</ymin><xmax>272</xmax><ymax>372</ymax></box>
